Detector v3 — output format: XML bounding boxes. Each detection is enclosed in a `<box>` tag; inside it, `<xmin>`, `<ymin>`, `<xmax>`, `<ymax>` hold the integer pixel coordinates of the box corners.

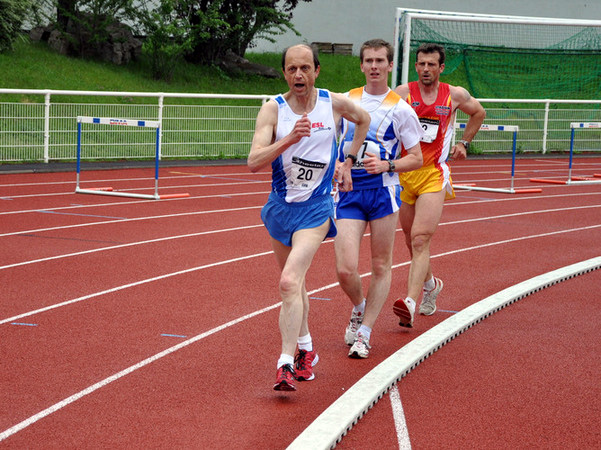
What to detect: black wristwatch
<box><xmin>387</xmin><ymin>159</ymin><xmax>395</xmax><ymax>173</ymax></box>
<box><xmin>459</xmin><ymin>139</ymin><xmax>470</xmax><ymax>151</ymax></box>
<box><xmin>345</xmin><ymin>154</ymin><xmax>357</xmax><ymax>164</ymax></box>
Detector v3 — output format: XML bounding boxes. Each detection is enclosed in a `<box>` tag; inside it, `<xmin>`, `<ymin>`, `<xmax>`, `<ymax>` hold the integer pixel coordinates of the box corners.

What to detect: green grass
<box><xmin>0</xmin><ymin>38</ymin><xmax>365</xmax><ymax>103</ymax></box>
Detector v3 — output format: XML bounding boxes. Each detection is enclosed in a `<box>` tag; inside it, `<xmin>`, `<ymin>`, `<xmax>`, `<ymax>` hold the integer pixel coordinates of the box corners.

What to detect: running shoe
<box><xmin>273</xmin><ymin>364</ymin><xmax>296</xmax><ymax>391</ymax></box>
<box><xmin>393</xmin><ymin>297</ymin><xmax>416</xmax><ymax>328</ymax></box>
<box><xmin>294</xmin><ymin>349</ymin><xmax>319</xmax><ymax>381</ymax></box>
<box><xmin>344</xmin><ymin>310</ymin><xmax>363</xmax><ymax>346</ymax></box>
<box><xmin>419</xmin><ymin>277</ymin><xmax>443</xmax><ymax>316</ymax></box>
<box><xmin>348</xmin><ymin>332</ymin><xmax>371</xmax><ymax>359</ymax></box>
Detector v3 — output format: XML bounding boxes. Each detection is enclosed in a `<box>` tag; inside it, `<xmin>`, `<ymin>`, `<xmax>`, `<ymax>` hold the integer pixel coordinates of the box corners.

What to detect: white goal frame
<box><xmin>392</xmin><ymin>9</ymin><xmax>601</xmax><ymax>87</ymax></box>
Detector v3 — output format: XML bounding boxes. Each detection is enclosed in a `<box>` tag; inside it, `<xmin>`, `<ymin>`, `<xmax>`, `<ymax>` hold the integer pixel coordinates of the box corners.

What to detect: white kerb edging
<box><xmin>288</xmin><ymin>256</ymin><xmax>601</xmax><ymax>449</ymax></box>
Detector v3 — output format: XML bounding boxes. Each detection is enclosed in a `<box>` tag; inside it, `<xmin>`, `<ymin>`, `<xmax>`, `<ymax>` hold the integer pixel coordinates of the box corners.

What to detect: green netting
<box><xmin>398</xmin><ymin>17</ymin><xmax>601</xmax><ymax>100</ymax></box>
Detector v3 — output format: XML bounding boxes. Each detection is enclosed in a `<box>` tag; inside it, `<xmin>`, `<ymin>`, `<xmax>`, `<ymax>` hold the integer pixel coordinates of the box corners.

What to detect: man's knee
<box><xmin>411</xmin><ymin>232</ymin><xmax>433</xmax><ymax>253</ymax></box>
<box><xmin>337</xmin><ymin>262</ymin><xmax>358</xmax><ymax>284</ymax></box>
<box><xmin>279</xmin><ymin>272</ymin><xmax>301</xmax><ymax>299</ymax></box>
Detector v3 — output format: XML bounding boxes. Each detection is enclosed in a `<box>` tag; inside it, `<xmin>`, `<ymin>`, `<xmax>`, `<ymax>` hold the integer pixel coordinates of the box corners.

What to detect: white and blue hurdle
<box><xmin>453</xmin><ymin>123</ymin><xmax>542</xmax><ymax>194</ymax></box>
<box><xmin>530</xmin><ymin>122</ymin><xmax>601</xmax><ymax>186</ymax></box>
<box><xmin>75</xmin><ymin>116</ymin><xmax>189</xmax><ymax>200</ymax></box>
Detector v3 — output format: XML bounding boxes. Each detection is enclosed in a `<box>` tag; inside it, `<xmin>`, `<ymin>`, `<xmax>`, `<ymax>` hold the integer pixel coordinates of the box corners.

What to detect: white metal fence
<box><xmin>1</xmin><ymin>89</ymin><xmax>600</xmax><ymax>163</ymax></box>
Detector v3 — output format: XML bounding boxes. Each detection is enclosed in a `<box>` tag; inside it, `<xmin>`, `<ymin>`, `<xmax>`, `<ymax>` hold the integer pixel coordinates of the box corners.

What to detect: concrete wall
<box><xmin>250</xmin><ymin>0</ymin><xmax>601</xmax><ymax>55</ymax></box>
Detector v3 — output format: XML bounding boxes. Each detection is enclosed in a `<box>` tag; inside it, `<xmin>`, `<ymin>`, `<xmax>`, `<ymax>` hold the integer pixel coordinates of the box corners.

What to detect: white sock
<box><xmin>357</xmin><ymin>324</ymin><xmax>372</xmax><ymax>340</ymax></box>
<box><xmin>353</xmin><ymin>299</ymin><xmax>366</xmax><ymax>314</ymax></box>
<box><xmin>423</xmin><ymin>277</ymin><xmax>435</xmax><ymax>291</ymax></box>
<box><xmin>297</xmin><ymin>333</ymin><xmax>313</xmax><ymax>352</ymax></box>
<box><xmin>277</xmin><ymin>354</ymin><xmax>294</xmax><ymax>369</ymax></box>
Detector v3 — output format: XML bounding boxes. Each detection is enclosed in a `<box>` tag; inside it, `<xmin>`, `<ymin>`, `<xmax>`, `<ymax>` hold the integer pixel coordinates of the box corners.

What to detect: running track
<box><xmin>1</xmin><ymin>157</ymin><xmax>600</xmax><ymax>449</ymax></box>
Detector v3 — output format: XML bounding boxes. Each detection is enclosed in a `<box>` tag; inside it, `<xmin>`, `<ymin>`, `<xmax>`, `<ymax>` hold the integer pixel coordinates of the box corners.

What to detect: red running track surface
<box><xmin>1</xmin><ymin>157</ymin><xmax>600</xmax><ymax>448</ymax></box>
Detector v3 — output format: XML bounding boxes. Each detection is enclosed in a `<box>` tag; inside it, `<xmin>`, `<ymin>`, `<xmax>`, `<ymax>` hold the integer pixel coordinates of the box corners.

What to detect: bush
<box><xmin>0</xmin><ymin>0</ymin><xmax>31</xmax><ymax>52</ymax></box>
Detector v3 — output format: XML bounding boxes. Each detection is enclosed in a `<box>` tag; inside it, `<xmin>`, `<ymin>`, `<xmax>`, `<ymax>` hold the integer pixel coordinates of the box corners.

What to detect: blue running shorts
<box><xmin>261</xmin><ymin>192</ymin><xmax>337</xmax><ymax>247</ymax></box>
<box><xmin>336</xmin><ymin>185</ymin><xmax>401</xmax><ymax>221</ymax></box>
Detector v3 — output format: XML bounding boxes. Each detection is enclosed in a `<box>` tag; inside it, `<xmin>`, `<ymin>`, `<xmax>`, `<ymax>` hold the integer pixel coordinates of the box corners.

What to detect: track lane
<box><xmin>1</xmin><ymin>158</ymin><xmax>600</xmax><ymax>448</ymax></box>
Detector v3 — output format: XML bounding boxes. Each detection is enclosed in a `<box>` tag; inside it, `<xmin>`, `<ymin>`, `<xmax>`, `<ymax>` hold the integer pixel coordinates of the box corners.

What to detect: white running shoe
<box><xmin>419</xmin><ymin>277</ymin><xmax>443</xmax><ymax>316</ymax></box>
<box><xmin>348</xmin><ymin>332</ymin><xmax>371</xmax><ymax>359</ymax></box>
<box><xmin>393</xmin><ymin>297</ymin><xmax>416</xmax><ymax>328</ymax></box>
<box><xmin>344</xmin><ymin>310</ymin><xmax>363</xmax><ymax>346</ymax></box>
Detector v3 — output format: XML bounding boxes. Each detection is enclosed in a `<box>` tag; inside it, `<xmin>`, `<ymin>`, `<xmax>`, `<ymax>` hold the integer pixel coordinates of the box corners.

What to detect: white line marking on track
<box><xmin>0</xmin><ymin>224</ymin><xmax>264</xmax><ymax>270</ymax></box>
<box><xmin>0</xmin><ymin>204</ymin><xmax>263</xmax><ymax>238</ymax></box>
<box><xmin>3</xmin><ymin>203</ymin><xmax>600</xmax><ymax>270</ymax></box>
<box><xmin>0</xmin><ymin>250</ymin><xmax>272</xmax><ymax>325</ymax></box>
<box><xmin>390</xmin><ymin>385</ymin><xmax>412</xmax><ymax>450</ymax></box>
<box><xmin>0</xmin><ymin>301</ymin><xmax>282</xmax><ymax>443</ymax></box>
<box><xmin>1</xmin><ymin>224</ymin><xmax>600</xmax><ymax>441</ymax></box>
<box><xmin>1</xmin><ymin>222</ymin><xmax>601</xmax><ymax>440</ymax></box>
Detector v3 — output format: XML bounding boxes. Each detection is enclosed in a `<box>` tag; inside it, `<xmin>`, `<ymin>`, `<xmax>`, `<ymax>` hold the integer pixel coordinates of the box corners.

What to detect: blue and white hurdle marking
<box><xmin>530</xmin><ymin>122</ymin><xmax>601</xmax><ymax>186</ymax></box>
<box><xmin>453</xmin><ymin>123</ymin><xmax>542</xmax><ymax>194</ymax></box>
<box><xmin>75</xmin><ymin>116</ymin><xmax>189</xmax><ymax>200</ymax></box>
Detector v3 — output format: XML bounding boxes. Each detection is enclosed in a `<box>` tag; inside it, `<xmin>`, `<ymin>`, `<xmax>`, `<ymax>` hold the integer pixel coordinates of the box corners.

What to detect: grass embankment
<box><xmin>0</xmin><ymin>39</ymin><xmax>366</xmax><ymax>101</ymax></box>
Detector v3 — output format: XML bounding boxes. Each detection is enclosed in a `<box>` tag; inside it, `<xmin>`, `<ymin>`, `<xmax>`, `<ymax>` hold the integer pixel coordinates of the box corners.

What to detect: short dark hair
<box><xmin>360</xmin><ymin>39</ymin><xmax>394</xmax><ymax>63</ymax></box>
<box><xmin>416</xmin><ymin>43</ymin><xmax>446</xmax><ymax>65</ymax></box>
<box><xmin>281</xmin><ymin>44</ymin><xmax>320</xmax><ymax>71</ymax></box>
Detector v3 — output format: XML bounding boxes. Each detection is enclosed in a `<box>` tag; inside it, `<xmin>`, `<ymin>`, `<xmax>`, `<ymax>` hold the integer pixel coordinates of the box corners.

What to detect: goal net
<box><xmin>392</xmin><ymin>9</ymin><xmax>601</xmax><ymax>100</ymax></box>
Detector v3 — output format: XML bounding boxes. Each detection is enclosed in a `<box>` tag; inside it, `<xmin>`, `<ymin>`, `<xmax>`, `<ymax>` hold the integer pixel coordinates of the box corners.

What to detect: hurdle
<box><xmin>75</xmin><ymin>116</ymin><xmax>189</xmax><ymax>200</ymax></box>
<box><xmin>530</xmin><ymin>122</ymin><xmax>601</xmax><ymax>186</ymax></box>
<box><xmin>453</xmin><ymin>123</ymin><xmax>542</xmax><ymax>194</ymax></box>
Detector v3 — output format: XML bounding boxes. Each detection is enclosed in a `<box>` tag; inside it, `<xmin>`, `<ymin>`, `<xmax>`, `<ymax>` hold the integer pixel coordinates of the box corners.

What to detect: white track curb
<box><xmin>288</xmin><ymin>256</ymin><xmax>601</xmax><ymax>449</ymax></box>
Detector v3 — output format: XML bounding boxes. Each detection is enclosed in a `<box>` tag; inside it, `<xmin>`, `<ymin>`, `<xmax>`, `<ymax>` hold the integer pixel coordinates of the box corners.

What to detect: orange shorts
<box><xmin>400</xmin><ymin>163</ymin><xmax>455</xmax><ymax>205</ymax></box>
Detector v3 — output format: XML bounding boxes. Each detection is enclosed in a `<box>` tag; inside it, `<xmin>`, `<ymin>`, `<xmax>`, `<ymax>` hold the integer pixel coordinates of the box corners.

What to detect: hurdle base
<box><xmin>530</xmin><ymin>177</ymin><xmax>601</xmax><ymax>186</ymax></box>
<box><xmin>76</xmin><ymin>187</ymin><xmax>189</xmax><ymax>200</ymax></box>
<box><xmin>454</xmin><ymin>184</ymin><xmax>542</xmax><ymax>194</ymax></box>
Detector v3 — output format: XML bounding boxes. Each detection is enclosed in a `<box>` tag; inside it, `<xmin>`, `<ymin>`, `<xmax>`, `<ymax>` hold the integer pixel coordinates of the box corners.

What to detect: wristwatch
<box><xmin>345</xmin><ymin>154</ymin><xmax>357</xmax><ymax>164</ymax></box>
<box><xmin>459</xmin><ymin>139</ymin><xmax>470</xmax><ymax>151</ymax></box>
<box><xmin>387</xmin><ymin>159</ymin><xmax>395</xmax><ymax>173</ymax></box>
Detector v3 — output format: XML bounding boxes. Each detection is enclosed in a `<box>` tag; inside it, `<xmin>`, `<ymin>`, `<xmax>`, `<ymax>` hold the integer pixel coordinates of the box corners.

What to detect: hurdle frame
<box><xmin>453</xmin><ymin>123</ymin><xmax>542</xmax><ymax>194</ymax></box>
<box><xmin>530</xmin><ymin>122</ymin><xmax>601</xmax><ymax>186</ymax></box>
<box><xmin>75</xmin><ymin>116</ymin><xmax>189</xmax><ymax>200</ymax></box>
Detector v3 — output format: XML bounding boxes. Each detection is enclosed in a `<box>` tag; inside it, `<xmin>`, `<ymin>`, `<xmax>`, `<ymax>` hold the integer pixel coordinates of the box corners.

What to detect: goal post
<box><xmin>392</xmin><ymin>9</ymin><xmax>601</xmax><ymax>100</ymax></box>
<box><xmin>75</xmin><ymin>116</ymin><xmax>189</xmax><ymax>200</ymax></box>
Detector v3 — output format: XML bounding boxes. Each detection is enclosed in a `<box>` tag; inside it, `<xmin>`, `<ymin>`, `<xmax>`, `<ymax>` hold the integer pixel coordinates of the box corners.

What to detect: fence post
<box><xmin>44</xmin><ymin>92</ymin><xmax>51</xmax><ymax>163</ymax></box>
<box><xmin>157</xmin><ymin>95</ymin><xmax>164</xmax><ymax>160</ymax></box>
<box><xmin>542</xmin><ymin>101</ymin><xmax>550</xmax><ymax>154</ymax></box>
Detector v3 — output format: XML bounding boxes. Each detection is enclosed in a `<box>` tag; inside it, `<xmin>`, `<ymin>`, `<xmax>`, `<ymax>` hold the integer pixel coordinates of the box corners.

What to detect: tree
<box><xmin>0</xmin><ymin>0</ymin><xmax>32</xmax><ymax>53</ymax></box>
<box><xmin>176</xmin><ymin>0</ymin><xmax>311</xmax><ymax>65</ymax></box>
<box><xmin>136</xmin><ymin>0</ymin><xmax>194</xmax><ymax>80</ymax></box>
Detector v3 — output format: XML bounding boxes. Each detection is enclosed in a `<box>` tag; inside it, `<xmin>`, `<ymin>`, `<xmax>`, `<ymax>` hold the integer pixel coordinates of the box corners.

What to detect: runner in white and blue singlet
<box><xmin>334</xmin><ymin>39</ymin><xmax>423</xmax><ymax>360</ymax></box>
<box><xmin>248</xmin><ymin>44</ymin><xmax>370</xmax><ymax>391</ymax></box>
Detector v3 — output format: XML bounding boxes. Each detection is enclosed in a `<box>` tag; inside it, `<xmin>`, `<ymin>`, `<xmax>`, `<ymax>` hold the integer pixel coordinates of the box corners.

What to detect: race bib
<box><xmin>288</xmin><ymin>156</ymin><xmax>326</xmax><ymax>189</ymax></box>
<box><xmin>343</xmin><ymin>140</ymin><xmax>381</xmax><ymax>169</ymax></box>
<box><xmin>419</xmin><ymin>117</ymin><xmax>439</xmax><ymax>143</ymax></box>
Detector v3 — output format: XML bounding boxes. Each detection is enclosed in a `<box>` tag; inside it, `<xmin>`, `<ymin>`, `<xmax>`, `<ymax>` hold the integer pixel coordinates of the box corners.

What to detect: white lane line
<box><xmin>3</xmin><ymin>203</ymin><xmax>600</xmax><ymax>270</ymax></box>
<box><xmin>389</xmin><ymin>385</ymin><xmax>411</xmax><ymax>450</ymax></box>
<box><xmin>0</xmin><ymin>224</ymin><xmax>264</xmax><ymax>270</ymax></box>
<box><xmin>2</xmin><ymin>226</ymin><xmax>601</xmax><ymax>442</ymax></box>
<box><xmin>0</xmin><ymin>250</ymin><xmax>272</xmax><ymax>325</ymax></box>
<box><xmin>0</xmin><ymin>301</ymin><xmax>281</xmax><ymax>443</ymax></box>
<box><xmin>0</xmin><ymin>204</ymin><xmax>263</xmax><ymax>238</ymax></box>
